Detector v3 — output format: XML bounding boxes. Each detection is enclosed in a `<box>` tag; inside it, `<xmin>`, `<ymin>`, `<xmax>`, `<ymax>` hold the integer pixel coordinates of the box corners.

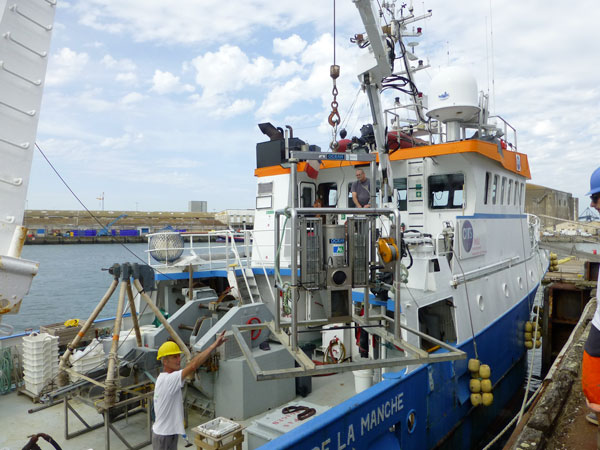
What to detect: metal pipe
<box><xmin>58</xmin><ymin>278</ymin><xmax>119</xmax><ymax>385</ymax></box>
<box><xmin>105</xmin><ymin>281</ymin><xmax>127</xmax><ymax>406</ymax></box>
<box><xmin>290</xmin><ymin>158</ymin><xmax>298</xmax><ymax>351</ymax></box>
<box><xmin>274</xmin><ymin>211</ymin><xmax>281</xmax><ymax>333</ymax></box>
<box><xmin>132</xmin><ymin>279</ymin><xmax>191</xmax><ymax>361</ymax></box>
<box><xmin>125</xmin><ymin>281</ymin><xmax>143</xmax><ymax>347</ymax></box>
<box><xmin>393</xmin><ymin>208</ymin><xmax>402</xmax><ymax>340</ymax></box>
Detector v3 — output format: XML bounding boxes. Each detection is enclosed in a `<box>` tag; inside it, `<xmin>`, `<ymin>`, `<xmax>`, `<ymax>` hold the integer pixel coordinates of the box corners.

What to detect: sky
<box><xmin>24</xmin><ymin>0</ymin><xmax>600</xmax><ymax>215</ymax></box>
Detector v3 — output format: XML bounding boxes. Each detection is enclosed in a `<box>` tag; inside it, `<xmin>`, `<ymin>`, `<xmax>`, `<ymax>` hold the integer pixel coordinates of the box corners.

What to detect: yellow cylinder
<box><xmin>470</xmin><ymin>393</ymin><xmax>482</xmax><ymax>407</ymax></box>
<box><xmin>481</xmin><ymin>379</ymin><xmax>492</xmax><ymax>393</ymax></box>
<box><xmin>525</xmin><ymin>322</ymin><xmax>533</xmax><ymax>332</ymax></box>
<box><xmin>524</xmin><ymin>332</ymin><xmax>533</xmax><ymax>341</ymax></box>
<box><xmin>535</xmin><ymin>331</ymin><xmax>542</xmax><ymax>339</ymax></box>
<box><xmin>482</xmin><ymin>392</ymin><xmax>494</xmax><ymax>406</ymax></box>
<box><xmin>470</xmin><ymin>378</ymin><xmax>481</xmax><ymax>393</ymax></box>
<box><xmin>479</xmin><ymin>364</ymin><xmax>491</xmax><ymax>379</ymax></box>
<box><xmin>525</xmin><ymin>340</ymin><xmax>533</xmax><ymax>349</ymax></box>
<box><xmin>468</xmin><ymin>358</ymin><xmax>480</xmax><ymax>373</ymax></box>
<box><xmin>535</xmin><ymin>339</ymin><xmax>541</xmax><ymax>349</ymax></box>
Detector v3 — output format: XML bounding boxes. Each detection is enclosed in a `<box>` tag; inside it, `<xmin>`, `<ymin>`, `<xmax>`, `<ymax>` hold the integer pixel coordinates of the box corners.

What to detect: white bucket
<box><xmin>353</xmin><ymin>369</ymin><xmax>373</xmax><ymax>393</ymax></box>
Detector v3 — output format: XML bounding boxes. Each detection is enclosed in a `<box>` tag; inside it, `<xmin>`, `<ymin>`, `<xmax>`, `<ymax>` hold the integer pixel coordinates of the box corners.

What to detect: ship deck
<box><xmin>1</xmin><ymin>370</ymin><xmax>357</xmax><ymax>450</ymax></box>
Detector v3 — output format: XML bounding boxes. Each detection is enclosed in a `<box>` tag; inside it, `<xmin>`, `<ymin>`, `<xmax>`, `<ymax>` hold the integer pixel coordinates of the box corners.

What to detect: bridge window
<box><xmin>501</xmin><ymin>177</ymin><xmax>506</xmax><ymax>204</ymax></box>
<box><xmin>507</xmin><ymin>180</ymin><xmax>513</xmax><ymax>205</ymax></box>
<box><xmin>428</xmin><ymin>174</ymin><xmax>465</xmax><ymax>209</ymax></box>
<box><xmin>492</xmin><ymin>175</ymin><xmax>498</xmax><ymax>205</ymax></box>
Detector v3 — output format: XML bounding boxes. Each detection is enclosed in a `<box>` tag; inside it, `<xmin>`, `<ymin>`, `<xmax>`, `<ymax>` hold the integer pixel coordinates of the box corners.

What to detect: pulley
<box><xmin>377</xmin><ymin>237</ymin><xmax>399</xmax><ymax>264</ymax></box>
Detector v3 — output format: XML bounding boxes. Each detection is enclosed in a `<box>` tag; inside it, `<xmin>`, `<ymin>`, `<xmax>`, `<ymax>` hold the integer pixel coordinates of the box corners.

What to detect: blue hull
<box><xmin>260</xmin><ymin>284</ymin><xmax>538</xmax><ymax>450</ymax></box>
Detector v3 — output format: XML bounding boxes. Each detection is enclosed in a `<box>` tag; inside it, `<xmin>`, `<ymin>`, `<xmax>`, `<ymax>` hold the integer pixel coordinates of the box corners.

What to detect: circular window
<box><xmin>502</xmin><ymin>283</ymin><xmax>509</xmax><ymax>298</ymax></box>
<box><xmin>477</xmin><ymin>295</ymin><xmax>484</xmax><ymax>311</ymax></box>
<box><xmin>406</xmin><ymin>410</ymin><xmax>417</xmax><ymax>434</ymax></box>
<box><xmin>529</xmin><ymin>270</ymin><xmax>535</xmax><ymax>281</ymax></box>
<box><xmin>517</xmin><ymin>276</ymin><xmax>524</xmax><ymax>290</ymax></box>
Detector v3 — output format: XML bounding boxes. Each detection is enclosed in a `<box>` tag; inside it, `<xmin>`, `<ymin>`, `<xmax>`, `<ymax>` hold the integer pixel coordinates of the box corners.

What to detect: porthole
<box><xmin>517</xmin><ymin>276</ymin><xmax>524</xmax><ymax>290</ymax></box>
<box><xmin>477</xmin><ymin>295</ymin><xmax>485</xmax><ymax>311</ymax></box>
<box><xmin>407</xmin><ymin>410</ymin><xmax>417</xmax><ymax>434</ymax></box>
<box><xmin>502</xmin><ymin>283</ymin><xmax>509</xmax><ymax>298</ymax></box>
<box><xmin>529</xmin><ymin>270</ymin><xmax>535</xmax><ymax>281</ymax></box>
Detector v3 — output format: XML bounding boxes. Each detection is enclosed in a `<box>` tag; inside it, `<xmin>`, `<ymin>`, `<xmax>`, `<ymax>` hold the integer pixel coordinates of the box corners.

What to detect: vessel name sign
<box><xmin>290</xmin><ymin>151</ymin><xmax>376</xmax><ymax>162</ymax></box>
<box><xmin>309</xmin><ymin>392</ymin><xmax>404</xmax><ymax>450</ymax></box>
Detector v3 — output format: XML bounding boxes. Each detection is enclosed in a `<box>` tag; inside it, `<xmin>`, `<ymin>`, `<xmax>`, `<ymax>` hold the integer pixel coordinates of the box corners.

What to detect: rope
<box><xmin>453</xmin><ymin>255</ymin><xmax>479</xmax><ymax>359</ymax></box>
<box><xmin>35</xmin><ymin>143</ymin><xmax>176</xmax><ymax>281</ymax></box>
<box><xmin>0</xmin><ymin>348</ymin><xmax>12</xmax><ymax>394</ymax></box>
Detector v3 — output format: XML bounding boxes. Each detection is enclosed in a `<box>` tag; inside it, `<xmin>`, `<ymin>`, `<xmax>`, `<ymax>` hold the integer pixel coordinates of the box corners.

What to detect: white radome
<box><xmin>427</xmin><ymin>66</ymin><xmax>480</xmax><ymax>122</ymax></box>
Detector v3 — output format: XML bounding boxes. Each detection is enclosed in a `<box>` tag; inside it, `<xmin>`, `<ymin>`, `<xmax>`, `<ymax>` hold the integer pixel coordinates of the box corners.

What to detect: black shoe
<box><xmin>586</xmin><ymin>412</ymin><xmax>599</xmax><ymax>426</ymax></box>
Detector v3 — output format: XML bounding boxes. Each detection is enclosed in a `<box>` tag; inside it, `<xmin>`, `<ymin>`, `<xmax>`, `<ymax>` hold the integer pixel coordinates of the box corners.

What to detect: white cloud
<box><xmin>120</xmin><ymin>92</ymin><xmax>145</xmax><ymax>105</ymax></box>
<box><xmin>45</xmin><ymin>47</ymin><xmax>89</xmax><ymax>86</ymax></box>
<box><xmin>100</xmin><ymin>132</ymin><xmax>143</xmax><ymax>149</ymax></box>
<box><xmin>101</xmin><ymin>54</ymin><xmax>136</xmax><ymax>72</ymax></box>
<box><xmin>191</xmin><ymin>45</ymin><xmax>273</xmax><ymax>96</ymax></box>
<box><xmin>72</xmin><ymin>1</ymin><xmax>356</xmax><ymax>45</ymax></box>
<box><xmin>150</xmin><ymin>70</ymin><xmax>195</xmax><ymax>95</ymax></box>
<box><xmin>273</xmin><ymin>35</ymin><xmax>307</xmax><ymax>57</ymax></box>
<box><xmin>115</xmin><ymin>72</ymin><xmax>138</xmax><ymax>84</ymax></box>
<box><xmin>214</xmin><ymin>98</ymin><xmax>256</xmax><ymax>118</ymax></box>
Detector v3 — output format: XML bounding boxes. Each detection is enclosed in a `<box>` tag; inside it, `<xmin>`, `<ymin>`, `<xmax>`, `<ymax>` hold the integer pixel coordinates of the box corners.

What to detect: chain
<box><xmin>328</xmin><ymin>65</ymin><xmax>341</xmax><ymax>150</ymax></box>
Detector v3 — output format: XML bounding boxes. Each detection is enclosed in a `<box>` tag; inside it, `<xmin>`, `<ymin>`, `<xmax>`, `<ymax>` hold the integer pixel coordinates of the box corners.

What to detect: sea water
<box><xmin>3</xmin><ymin>243</ymin><xmax>149</xmax><ymax>333</ymax></box>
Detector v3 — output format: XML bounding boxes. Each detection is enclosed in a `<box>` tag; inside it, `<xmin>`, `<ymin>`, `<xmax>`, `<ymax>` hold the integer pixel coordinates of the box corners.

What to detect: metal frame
<box><xmin>63</xmin><ymin>389</ymin><xmax>152</xmax><ymax>450</ymax></box>
<box><xmin>256</xmin><ymin>151</ymin><xmax>466</xmax><ymax>381</ymax></box>
<box><xmin>230</xmin><ymin>319</ymin><xmax>465</xmax><ymax>381</ymax></box>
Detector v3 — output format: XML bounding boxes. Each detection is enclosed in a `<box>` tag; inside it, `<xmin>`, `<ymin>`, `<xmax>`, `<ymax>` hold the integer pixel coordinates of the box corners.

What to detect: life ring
<box><xmin>246</xmin><ymin>317</ymin><xmax>262</xmax><ymax>340</ymax></box>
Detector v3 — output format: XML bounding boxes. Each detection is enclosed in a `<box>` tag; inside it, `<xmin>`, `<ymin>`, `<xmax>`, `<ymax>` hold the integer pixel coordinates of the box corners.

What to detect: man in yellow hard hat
<box><xmin>152</xmin><ymin>332</ymin><xmax>226</xmax><ymax>449</ymax></box>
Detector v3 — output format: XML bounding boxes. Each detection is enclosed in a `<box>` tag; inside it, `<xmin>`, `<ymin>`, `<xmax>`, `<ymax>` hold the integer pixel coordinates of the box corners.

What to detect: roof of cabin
<box><xmin>254</xmin><ymin>139</ymin><xmax>531</xmax><ymax>179</ymax></box>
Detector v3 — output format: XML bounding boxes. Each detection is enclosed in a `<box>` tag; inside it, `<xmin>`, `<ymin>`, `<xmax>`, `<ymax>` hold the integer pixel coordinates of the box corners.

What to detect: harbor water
<box><xmin>3</xmin><ymin>243</ymin><xmax>149</xmax><ymax>333</ymax></box>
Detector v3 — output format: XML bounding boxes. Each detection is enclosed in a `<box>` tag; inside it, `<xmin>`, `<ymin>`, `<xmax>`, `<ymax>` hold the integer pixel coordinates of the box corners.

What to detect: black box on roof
<box><xmin>256</xmin><ymin>137</ymin><xmax>305</xmax><ymax>169</ymax></box>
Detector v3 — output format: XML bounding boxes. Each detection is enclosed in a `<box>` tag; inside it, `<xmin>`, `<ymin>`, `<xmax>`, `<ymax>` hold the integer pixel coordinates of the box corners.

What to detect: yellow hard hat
<box><xmin>157</xmin><ymin>341</ymin><xmax>182</xmax><ymax>360</ymax></box>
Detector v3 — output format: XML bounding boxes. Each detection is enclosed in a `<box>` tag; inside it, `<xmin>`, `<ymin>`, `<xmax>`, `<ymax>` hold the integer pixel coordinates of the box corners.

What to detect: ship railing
<box><xmin>489</xmin><ymin>115</ymin><xmax>518</xmax><ymax>151</ymax></box>
<box><xmin>146</xmin><ymin>229</ymin><xmax>253</xmax><ymax>272</ymax></box>
<box><xmin>527</xmin><ymin>214</ymin><xmax>541</xmax><ymax>249</ymax></box>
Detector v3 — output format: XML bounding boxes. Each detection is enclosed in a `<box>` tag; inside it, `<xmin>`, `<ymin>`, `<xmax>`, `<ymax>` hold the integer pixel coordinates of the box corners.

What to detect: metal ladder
<box><xmin>227</xmin><ymin>267</ymin><xmax>260</xmax><ymax>304</ymax></box>
<box><xmin>406</xmin><ymin>158</ymin><xmax>425</xmax><ymax>229</ymax></box>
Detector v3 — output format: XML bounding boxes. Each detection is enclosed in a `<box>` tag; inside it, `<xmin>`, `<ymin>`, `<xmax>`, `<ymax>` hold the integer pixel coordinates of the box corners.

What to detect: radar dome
<box><xmin>426</xmin><ymin>67</ymin><xmax>480</xmax><ymax>122</ymax></box>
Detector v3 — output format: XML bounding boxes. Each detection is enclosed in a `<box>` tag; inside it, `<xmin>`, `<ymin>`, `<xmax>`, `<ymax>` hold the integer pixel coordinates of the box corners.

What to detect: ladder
<box><xmin>227</xmin><ymin>267</ymin><xmax>260</xmax><ymax>304</ymax></box>
<box><xmin>406</xmin><ymin>158</ymin><xmax>425</xmax><ymax>229</ymax></box>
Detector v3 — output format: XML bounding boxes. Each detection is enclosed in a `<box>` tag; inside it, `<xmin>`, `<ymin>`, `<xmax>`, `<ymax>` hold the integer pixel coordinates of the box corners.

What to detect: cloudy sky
<box><xmin>25</xmin><ymin>0</ymin><xmax>599</xmax><ymax>214</ymax></box>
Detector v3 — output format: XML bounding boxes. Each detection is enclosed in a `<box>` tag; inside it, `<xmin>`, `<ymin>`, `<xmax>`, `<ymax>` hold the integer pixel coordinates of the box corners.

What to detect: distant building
<box><xmin>215</xmin><ymin>209</ymin><xmax>255</xmax><ymax>230</ymax></box>
<box><xmin>525</xmin><ymin>184</ymin><xmax>578</xmax><ymax>229</ymax></box>
<box><xmin>189</xmin><ymin>201</ymin><xmax>207</xmax><ymax>212</ymax></box>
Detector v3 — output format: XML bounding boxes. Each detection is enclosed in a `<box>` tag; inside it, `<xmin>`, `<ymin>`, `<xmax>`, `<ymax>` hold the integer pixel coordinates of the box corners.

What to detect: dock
<box><xmin>505</xmin><ymin>253</ymin><xmax>598</xmax><ymax>449</ymax></box>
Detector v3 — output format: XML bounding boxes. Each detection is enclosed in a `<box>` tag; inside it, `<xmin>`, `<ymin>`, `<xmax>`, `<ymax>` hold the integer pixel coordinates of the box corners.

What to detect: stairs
<box><xmin>406</xmin><ymin>158</ymin><xmax>425</xmax><ymax>229</ymax></box>
<box><xmin>227</xmin><ymin>267</ymin><xmax>260</xmax><ymax>304</ymax></box>
<box><xmin>0</xmin><ymin>0</ymin><xmax>56</xmax><ymax>254</ymax></box>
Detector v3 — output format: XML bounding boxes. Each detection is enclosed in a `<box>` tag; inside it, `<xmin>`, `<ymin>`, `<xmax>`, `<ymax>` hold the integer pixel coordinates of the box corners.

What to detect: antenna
<box><xmin>489</xmin><ymin>0</ymin><xmax>496</xmax><ymax>113</ymax></box>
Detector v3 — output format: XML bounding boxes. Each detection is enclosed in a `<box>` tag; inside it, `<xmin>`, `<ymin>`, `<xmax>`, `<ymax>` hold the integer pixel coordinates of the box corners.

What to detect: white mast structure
<box><xmin>0</xmin><ymin>0</ymin><xmax>56</xmax><ymax>331</ymax></box>
<box><xmin>351</xmin><ymin>0</ymin><xmax>431</xmax><ymax>194</ymax></box>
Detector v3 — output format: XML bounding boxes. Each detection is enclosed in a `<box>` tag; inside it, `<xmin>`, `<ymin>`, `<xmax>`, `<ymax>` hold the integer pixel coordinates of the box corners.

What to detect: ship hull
<box><xmin>259</xmin><ymin>284</ymin><xmax>537</xmax><ymax>450</ymax></box>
